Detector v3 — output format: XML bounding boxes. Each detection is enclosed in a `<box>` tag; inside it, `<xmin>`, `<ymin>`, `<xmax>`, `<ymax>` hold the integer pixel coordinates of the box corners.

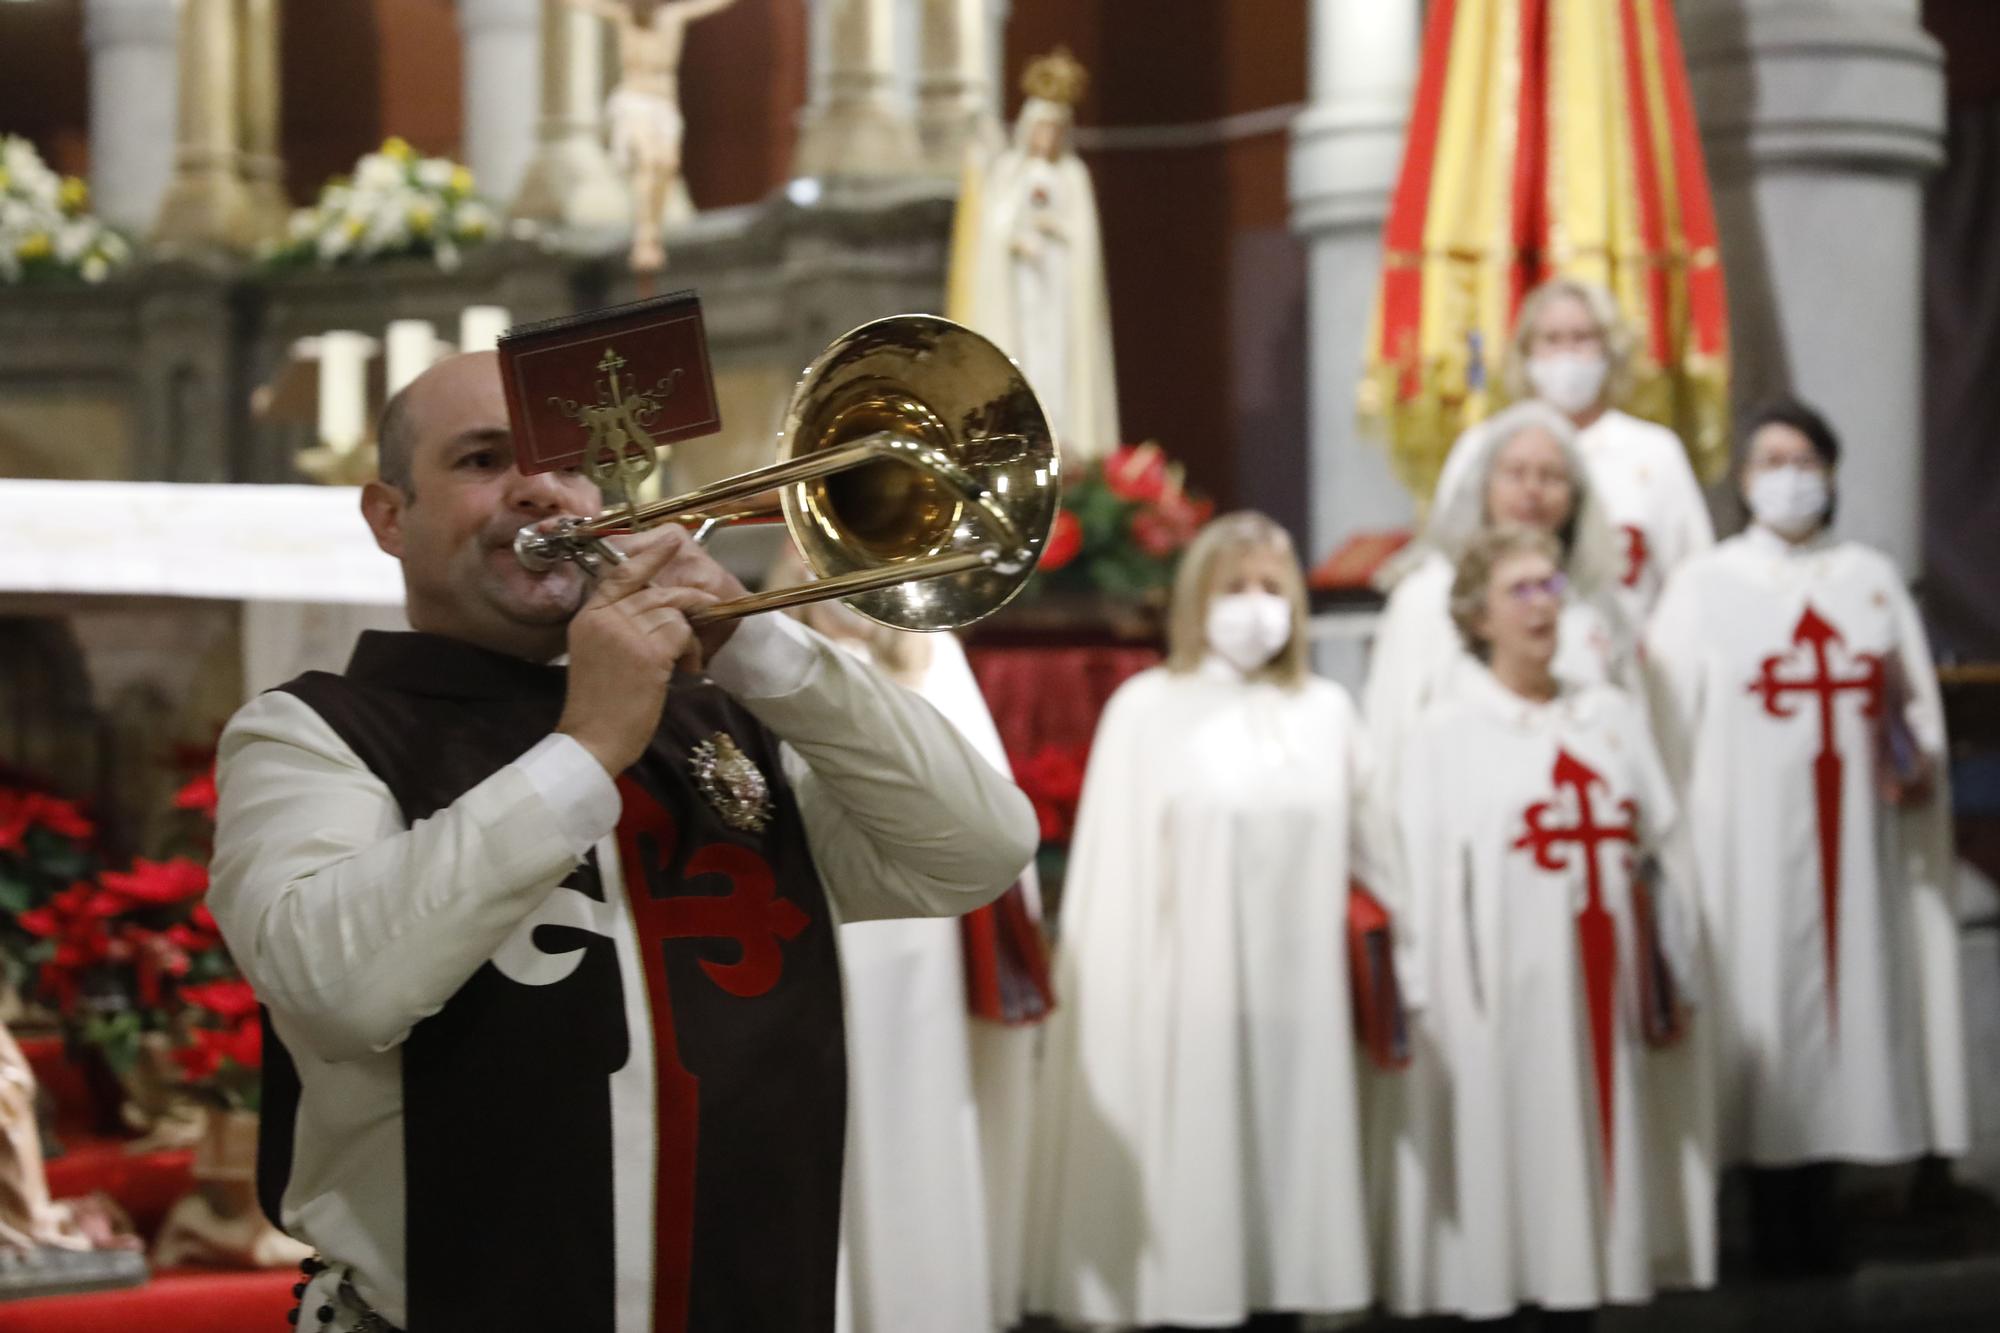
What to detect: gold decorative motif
<box><xmin>547</xmin><ymin>346</ymin><xmax>686</xmax><ymax>509</ymax></box>
<box><xmin>1022</xmin><ymin>46</ymin><xmax>1088</xmax><ymax>108</ymax></box>
<box><xmin>690</xmin><ymin>733</ymin><xmax>773</xmax><ymax>834</ymax></box>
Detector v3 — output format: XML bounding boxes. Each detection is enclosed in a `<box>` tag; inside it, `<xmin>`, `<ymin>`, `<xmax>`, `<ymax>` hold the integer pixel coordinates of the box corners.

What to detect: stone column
<box><xmin>83</xmin><ymin>0</ymin><xmax>180</xmax><ymax>236</ymax></box>
<box><xmin>1679</xmin><ymin>0</ymin><xmax>1943</xmax><ymax>572</ymax></box>
<box><xmin>458</xmin><ymin>0</ymin><xmax>544</xmax><ymax>210</ymax></box>
<box><xmin>236</xmin><ymin>0</ymin><xmax>287</xmax><ymax>245</ymax></box>
<box><xmin>511</xmin><ymin>0</ymin><xmax>627</xmax><ymax>233</ymax></box>
<box><xmin>152</xmin><ymin>0</ymin><xmax>256</xmax><ymax>253</ymax></box>
<box><xmin>1288</xmin><ymin>0</ymin><xmax>1422</xmax><ymax>557</ymax></box>
<box><xmin>794</xmin><ymin>0</ymin><xmax>922</xmax><ymax>181</ymax></box>
<box><xmin>915</xmin><ymin>0</ymin><xmax>1002</xmax><ymax>175</ymax></box>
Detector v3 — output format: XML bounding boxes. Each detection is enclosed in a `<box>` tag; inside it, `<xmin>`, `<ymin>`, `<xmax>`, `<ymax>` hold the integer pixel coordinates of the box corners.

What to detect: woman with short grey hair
<box><xmin>1384</xmin><ymin>523</ymin><xmax>1715</xmax><ymax>1326</ymax></box>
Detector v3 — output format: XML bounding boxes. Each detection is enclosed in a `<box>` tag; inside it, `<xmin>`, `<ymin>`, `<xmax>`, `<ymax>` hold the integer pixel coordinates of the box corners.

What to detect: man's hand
<box><xmin>557</xmin><ymin>537</ymin><xmax>711</xmax><ymax>776</ymax></box>
<box><xmin>627</xmin><ymin>523</ymin><xmax>750</xmax><ymax>661</ymax></box>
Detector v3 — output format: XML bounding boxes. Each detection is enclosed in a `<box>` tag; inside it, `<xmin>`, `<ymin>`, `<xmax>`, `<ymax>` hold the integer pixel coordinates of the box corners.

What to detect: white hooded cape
<box><xmin>1025</xmin><ymin>662</ymin><xmax>1402</xmax><ymax>1326</ymax></box>
<box><xmin>1571</xmin><ymin>408</ymin><xmax>1716</xmax><ymax>630</ymax></box>
<box><xmin>1643</xmin><ymin>527</ymin><xmax>1968</xmax><ymax>1166</ymax></box>
<box><xmin>837</xmin><ymin>632</ymin><xmax>1041</xmax><ymax>1333</ymax></box>
<box><xmin>1381</xmin><ymin>670</ymin><xmax>1716</xmax><ymax>1317</ymax></box>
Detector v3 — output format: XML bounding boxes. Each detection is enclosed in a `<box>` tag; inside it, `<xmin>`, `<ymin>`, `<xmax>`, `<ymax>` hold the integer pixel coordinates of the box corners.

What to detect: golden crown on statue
<box><xmin>1022</xmin><ymin>46</ymin><xmax>1088</xmax><ymax>107</ymax></box>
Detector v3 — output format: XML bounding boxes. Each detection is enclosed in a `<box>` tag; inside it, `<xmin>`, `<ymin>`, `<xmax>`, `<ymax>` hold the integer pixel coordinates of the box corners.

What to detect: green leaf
<box><xmin>0</xmin><ymin>872</ymin><xmax>32</xmax><ymax>915</ymax></box>
<box><xmin>81</xmin><ymin>1011</ymin><xmax>144</xmax><ymax>1075</ymax></box>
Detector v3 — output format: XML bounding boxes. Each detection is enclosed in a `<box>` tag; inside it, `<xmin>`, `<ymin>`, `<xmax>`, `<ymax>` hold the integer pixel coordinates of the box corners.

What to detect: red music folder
<box><xmin>496</xmin><ymin>290</ymin><xmax>723</xmax><ymax>476</ymax></box>
<box><xmin>1348</xmin><ymin>881</ymin><xmax>1411</xmax><ymax>1071</ymax></box>
<box><xmin>1632</xmin><ymin>857</ymin><xmax>1687</xmax><ymax>1048</ymax></box>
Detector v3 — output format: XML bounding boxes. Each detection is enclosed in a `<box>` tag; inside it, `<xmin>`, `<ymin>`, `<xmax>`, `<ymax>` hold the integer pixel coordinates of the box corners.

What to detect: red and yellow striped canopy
<box><xmin>1360</xmin><ymin>0</ymin><xmax>1731</xmax><ymax>501</ymax></box>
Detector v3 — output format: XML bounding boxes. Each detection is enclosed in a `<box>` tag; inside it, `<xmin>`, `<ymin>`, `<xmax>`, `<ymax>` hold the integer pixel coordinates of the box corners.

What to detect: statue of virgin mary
<box><xmin>953</xmin><ymin>48</ymin><xmax>1121</xmax><ymax>462</ymax></box>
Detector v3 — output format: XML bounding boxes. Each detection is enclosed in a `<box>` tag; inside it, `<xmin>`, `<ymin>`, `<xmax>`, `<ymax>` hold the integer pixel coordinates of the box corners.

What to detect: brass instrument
<box><xmin>513</xmin><ymin>315</ymin><xmax>1057</xmax><ymax>631</ymax></box>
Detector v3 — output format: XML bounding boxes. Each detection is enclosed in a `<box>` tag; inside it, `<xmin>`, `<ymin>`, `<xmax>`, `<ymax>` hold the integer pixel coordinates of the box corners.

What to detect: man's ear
<box><xmin>361</xmin><ymin>480</ymin><xmax>408</xmax><ymax>558</ymax></box>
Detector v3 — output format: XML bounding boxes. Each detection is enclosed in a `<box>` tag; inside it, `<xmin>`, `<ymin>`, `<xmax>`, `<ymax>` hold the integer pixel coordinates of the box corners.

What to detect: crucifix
<box><xmin>559</xmin><ymin>0</ymin><xmax>744</xmax><ymax>276</ymax></box>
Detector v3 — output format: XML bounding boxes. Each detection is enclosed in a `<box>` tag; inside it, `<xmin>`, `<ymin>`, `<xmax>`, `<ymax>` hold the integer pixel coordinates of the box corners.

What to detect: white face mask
<box><xmin>1205</xmin><ymin>592</ymin><xmax>1293</xmax><ymax>675</ymax></box>
<box><xmin>1525</xmin><ymin>353</ymin><xmax>1610</xmax><ymax>416</ymax></box>
<box><xmin>1747</xmin><ymin>465</ymin><xmax>1830</xmax><ymax>537</ymax></box>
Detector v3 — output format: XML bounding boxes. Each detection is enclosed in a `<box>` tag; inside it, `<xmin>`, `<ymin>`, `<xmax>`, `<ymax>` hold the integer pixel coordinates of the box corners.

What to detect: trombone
<box><xmin>514</xmin><ymin>315</ymin><xmax>1059</xmax><ymax>632</ymax></box>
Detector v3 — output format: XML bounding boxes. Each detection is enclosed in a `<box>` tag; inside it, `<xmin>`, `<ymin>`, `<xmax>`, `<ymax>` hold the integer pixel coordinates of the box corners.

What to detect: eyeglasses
<box><xmin>1504</xmin><ymin>572</ymin><xmax>1568</xmax><ymax>604</ymax></box>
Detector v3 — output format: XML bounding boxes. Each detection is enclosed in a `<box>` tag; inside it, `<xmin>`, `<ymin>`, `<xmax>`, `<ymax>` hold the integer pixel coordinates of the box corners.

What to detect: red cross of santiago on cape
<box><xmin>614</xmin><ymin>774</ymin><xmax>808</xmax><ymax>1333</ymax></box>
<box><xmin>1513</xmin><ymin>748</ymin><xmax>1638</xmax><ymax>1191</ymax></box>
<box><xmin>1620</xmin><ymin>523</ymin><xmax>1650</xmax><ymax>590</ymax></box>
<box><xmin>1746</xmin><ymin>603</ymin><xmax>1884</xmax><ymax>1029</ymax></box>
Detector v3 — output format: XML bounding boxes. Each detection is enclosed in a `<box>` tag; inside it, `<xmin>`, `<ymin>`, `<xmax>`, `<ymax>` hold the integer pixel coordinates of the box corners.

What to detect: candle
<box><xmin>385</xmin><ymin>319</ymin><xmax>440</xmax><ymax>396</ymax></box>
<box><xmin>459</xmin><ymin>305</ymin><xmax>511</xmax><ymax>353</ymax></box>
<box><xmin>318</xmin><ymin>331</ymin><xmax>377</xmax><ymax>453</ymax></box>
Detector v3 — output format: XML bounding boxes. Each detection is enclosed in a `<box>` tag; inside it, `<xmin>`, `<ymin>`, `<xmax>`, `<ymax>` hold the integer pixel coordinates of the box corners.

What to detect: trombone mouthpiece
<box><xmin>513</xmin><ymin>523</ymin><xmax>565</xmax><ymax>572</ymax></box>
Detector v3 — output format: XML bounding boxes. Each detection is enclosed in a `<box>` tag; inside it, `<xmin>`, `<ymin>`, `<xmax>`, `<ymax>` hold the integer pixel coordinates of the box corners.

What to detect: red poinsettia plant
<box><xmin>4</xmin><ymin>760</ymin><xmax>261</xmax><ymax>1113</ymax></box>
<box><xmin>0</xmin><ymin>783</ymin><xmax>98</xmax><ymax>991</ymax></box>
<box><xmin>1012</xmin><ymin>743</ymin><xmax>1088</xmax><ymax>846</ymax></box>
<box><xmin>1034</xmin><ymin>442</ymin><xmax>1215</xmax><ymax>601</ymax></box>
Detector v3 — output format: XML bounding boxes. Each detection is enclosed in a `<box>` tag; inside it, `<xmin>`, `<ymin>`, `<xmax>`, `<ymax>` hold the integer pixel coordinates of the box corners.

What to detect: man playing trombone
<box><xmin>207</xmin><ymin>348</ymin><xmax>1038</xmax><ymax>1333</ymax></box>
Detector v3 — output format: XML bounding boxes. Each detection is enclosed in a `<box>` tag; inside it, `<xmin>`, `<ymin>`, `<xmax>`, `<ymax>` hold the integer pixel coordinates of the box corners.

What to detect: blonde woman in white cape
<box><xmin>1025</xmin><ymin>512</ymin><xmax>1405</xmax><ymax>1328</ymax></box>
<box><xmin>1363</xmin><ymin>400</ymin><xmax>1634</xmax><ymax>800</ymax></box>
<box><xmin>1385</xmin><ymin>527</ymin><xmax>1716</xmax><ymax>1325</ymax></box>
<box><xmin>964</xmin><ymin>94</ymin><xmax>1120</xmax><ymax>462</ymax></box>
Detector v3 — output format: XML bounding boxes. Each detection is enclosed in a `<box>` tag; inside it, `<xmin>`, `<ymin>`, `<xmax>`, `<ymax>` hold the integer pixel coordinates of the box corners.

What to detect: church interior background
<box><xmin>3</xmin><ymin>0</ymin><xmax>2000</xmax><ymax>1328</ymax></box>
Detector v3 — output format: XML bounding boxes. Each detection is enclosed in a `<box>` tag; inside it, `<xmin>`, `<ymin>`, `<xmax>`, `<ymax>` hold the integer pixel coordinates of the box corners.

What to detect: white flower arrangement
<box><xmin>268</xmin><ymin>137</ymin><xmax>496</xmax><ymax>272</ymax></box>
<box><xmin>0</xmin><ymin>135</ymin><xmax>133</xmax><ymax>286</ymax></box>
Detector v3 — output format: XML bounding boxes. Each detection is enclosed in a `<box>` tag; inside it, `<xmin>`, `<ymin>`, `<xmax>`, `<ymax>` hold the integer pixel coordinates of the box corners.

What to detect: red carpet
<box><xmin>0</xmin><ymin>1267</ymin><xmax>295</xmax><ymax>1332</ymax></box>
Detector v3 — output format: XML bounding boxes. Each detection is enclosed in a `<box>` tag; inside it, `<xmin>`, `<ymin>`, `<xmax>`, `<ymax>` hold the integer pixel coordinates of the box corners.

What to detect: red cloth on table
<box><xmin>42</xmin><ymin>1140</ymin><xmax>196</xmax><ymax>1242</ymax></box>
<box><xmin>965</xmin><ymin>644</ymin><xmax>1160</xmax><ymax>772</ymax></box>
<box><xmin>0</xmin><ymin>1268</ymin><xmax>297</xmax><ymax>1333</ymax></box>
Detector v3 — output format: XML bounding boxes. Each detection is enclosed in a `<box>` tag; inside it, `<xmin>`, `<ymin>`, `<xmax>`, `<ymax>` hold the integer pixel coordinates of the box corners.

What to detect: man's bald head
<box><xmin>358</xmin><ymin>348</ymin><xmax>606</xmax><ymax>659</ymax></box>
<box><xmin>375</xmin><ymin>350</ymin><xmax>503</xmax><ymax>495</ymax></box>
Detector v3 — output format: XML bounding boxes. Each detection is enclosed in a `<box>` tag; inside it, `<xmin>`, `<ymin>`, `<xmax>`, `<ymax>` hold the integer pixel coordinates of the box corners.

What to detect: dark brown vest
<box><xmin>262</xmin><ymin>631</ymin><xmax>844</xmax><ymax>1332</ymax></box>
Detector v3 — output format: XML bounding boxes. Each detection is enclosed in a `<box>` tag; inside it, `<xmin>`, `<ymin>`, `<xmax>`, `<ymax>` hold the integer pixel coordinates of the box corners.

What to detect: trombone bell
<box><xmin>515</xmin><ymin>315</ymin><xmax>1059</xmax><ymax>633</ymax></box>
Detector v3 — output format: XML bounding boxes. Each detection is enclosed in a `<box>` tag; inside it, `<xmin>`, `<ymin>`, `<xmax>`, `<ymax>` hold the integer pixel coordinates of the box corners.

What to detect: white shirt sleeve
<box><xmin>209</xmin><ymin>692</ymin><xmax>619</xmax><ymax>1065</ymax></box>
<box><xmin>705</xmin><ymin>614</ymin><xmax>1039</xmax><ymax>923</ymax></box>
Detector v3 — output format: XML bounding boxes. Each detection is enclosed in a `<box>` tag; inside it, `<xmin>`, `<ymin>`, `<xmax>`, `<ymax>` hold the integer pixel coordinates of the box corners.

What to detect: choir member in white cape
<box><xmin>1364</xmin><ymin>400</ymin><xmax>1633</xmax><ymax>798</ymax></box>
<box><xmin>1026</xmin><ymin>511</ymin><xmax>1403</xmax><ymax>1328</ymax></box>
<box><xmin>1499</xmin><ymin>278</ymin><xmax>1715</xmax><ymax>627</ymax></box>
<box><xmin>1388</xmin><ymin>526</ymin><xmax>1715</xmax><ymax>1326</ymax></box>
<box><xmin>779</xmin><ymin>578</ymin><xmax>1050</xmax><ymax>1333</ymax></box>
<box><xmin>1643</xmin><ymin>398</ymin><xmax>1969</xmax><ymax>1274</ymax></box>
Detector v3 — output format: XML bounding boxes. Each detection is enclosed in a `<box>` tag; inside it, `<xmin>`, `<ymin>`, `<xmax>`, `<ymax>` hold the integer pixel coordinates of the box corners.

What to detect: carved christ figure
<box><xmin>560</xmin><ymin>0</ymin><xmax>742</xmax><ymax>273</ymax></box>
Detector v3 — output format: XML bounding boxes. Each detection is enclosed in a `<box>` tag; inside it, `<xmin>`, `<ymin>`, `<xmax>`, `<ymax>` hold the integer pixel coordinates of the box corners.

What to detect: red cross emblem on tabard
<box><xmin>1619</xmin><ymin>523</ymin><xmax>1650</xmax><ymax>590</ymax></box>
<box><xmin>614</xmin><ymin>774</ymin><xmax>808</xmax><ymax>1333</ymax></box>
<box><xmin>1514</xmin><ymin>748</ymin><xmax>1638</xmax><ymax>1190</ymax></box>
<box><xmin>1746</xmin><ymin>604</ymin><xmax>1883</xmax><ymax>1027</ymax></box>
